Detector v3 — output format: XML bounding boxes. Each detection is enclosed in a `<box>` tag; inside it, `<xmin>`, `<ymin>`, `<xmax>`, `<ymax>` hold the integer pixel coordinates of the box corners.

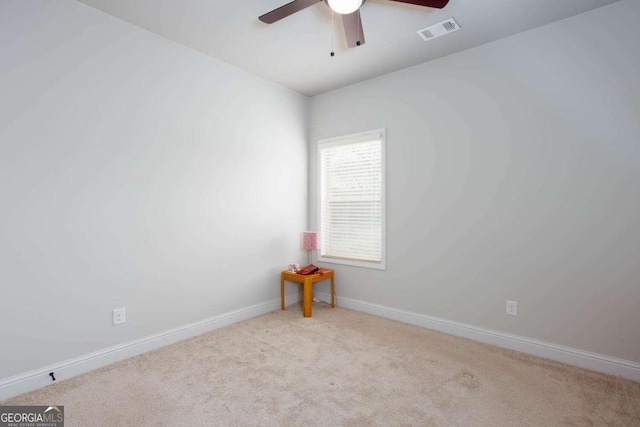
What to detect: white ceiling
<box><xmin>76</xmin><ymin>0</ymin><xmax>620</xmax><ymax>96</ymax></box>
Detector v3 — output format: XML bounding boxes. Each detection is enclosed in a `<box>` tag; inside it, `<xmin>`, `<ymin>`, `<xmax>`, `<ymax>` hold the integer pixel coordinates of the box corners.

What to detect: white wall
<box><xmin>310</xmin><ymin>0</ymin><xmax>640</xmax><ymax>363</ymax></box>
<box><xmin>0</xmin><ymin>0</ymin><xmax>308</xmax><ymax>379</ymax></box>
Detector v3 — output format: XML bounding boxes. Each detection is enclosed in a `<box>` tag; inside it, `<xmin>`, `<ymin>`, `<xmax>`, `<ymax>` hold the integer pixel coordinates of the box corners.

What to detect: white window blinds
<box><xmin>318</xmin><ymin>130</ymin><xmax>385</xmax><ymax>269</ymax></box>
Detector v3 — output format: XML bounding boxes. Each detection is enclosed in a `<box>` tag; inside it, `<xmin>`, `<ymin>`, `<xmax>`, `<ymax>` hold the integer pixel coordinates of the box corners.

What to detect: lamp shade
<box><xmin>302</xmin><ymin>231</ymin><xmax>320</xmax><ymax>251</ymax></box>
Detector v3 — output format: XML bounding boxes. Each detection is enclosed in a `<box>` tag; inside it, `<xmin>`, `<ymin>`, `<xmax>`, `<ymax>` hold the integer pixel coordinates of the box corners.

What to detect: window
<box><xmin>318</xmin><ymin>129</ymin><xmax>385</xmax><ymax>270</ymax></box>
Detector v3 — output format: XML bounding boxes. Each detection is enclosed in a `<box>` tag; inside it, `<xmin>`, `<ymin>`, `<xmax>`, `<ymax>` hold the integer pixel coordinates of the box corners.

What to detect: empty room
<box><xmin>1</xmin><ymin>0</ymin><xmax>639</xmax><ymax>425</ymax></box>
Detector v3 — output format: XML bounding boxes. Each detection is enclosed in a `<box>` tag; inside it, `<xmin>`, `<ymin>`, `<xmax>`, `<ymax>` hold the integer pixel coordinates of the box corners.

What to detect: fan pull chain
<box><xmin>330</xmin><ymin>11</ymin><xmax>335</xmax><ymax>57</ymax></box>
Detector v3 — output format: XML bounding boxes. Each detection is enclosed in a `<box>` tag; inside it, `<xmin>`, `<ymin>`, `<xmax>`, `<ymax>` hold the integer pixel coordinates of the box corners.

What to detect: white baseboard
<box><xmin>0</xmin><ymin>292</ymin><xmax>302</xmax><ymax>401</ymax></box>
<box><xmin>315</xmin><ymin>292</ymin><xmax>640</xmax><ymax>382</ymax></box>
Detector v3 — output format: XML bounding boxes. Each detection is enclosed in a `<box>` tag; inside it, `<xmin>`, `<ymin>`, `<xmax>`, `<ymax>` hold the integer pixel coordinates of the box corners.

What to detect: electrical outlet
<box><xmin>113</xmin><ymin>307</ymin><xmax>126</xmax><ymax>325</ymax></box>
<box><xmin>506</xmin><ymin>300</ymin><xmax>518</xmax><ymax>316</ymax></box>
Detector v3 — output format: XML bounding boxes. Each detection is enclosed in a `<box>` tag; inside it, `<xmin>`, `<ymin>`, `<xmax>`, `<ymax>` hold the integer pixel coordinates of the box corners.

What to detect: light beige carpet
<box><xmin>4</xmin><ymin>303</ymin><xmax>640</xmax><ymax>426</ymax></box>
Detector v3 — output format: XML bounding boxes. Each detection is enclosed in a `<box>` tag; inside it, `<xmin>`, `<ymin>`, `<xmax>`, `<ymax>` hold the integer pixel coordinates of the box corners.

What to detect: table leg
<box><xmin>331</xmin><ymin>275</ymin><xmax>335</xmax><ymax>308</ymax></box>
<box><xmin>281</xmin><ymin>273</ymin><xmax>285</xmax><ymax>311</ymax></box>
<box><xmin>303</xmin><ymin>278</ymin><xmax>312</xmax><ymax>317</ymax></box>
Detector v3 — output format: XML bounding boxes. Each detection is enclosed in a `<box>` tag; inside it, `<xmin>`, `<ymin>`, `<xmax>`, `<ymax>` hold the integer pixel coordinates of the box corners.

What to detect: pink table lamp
<box><xmin>302</xmin><ymin>231</ymin><xmax>319</xmax><ymax>265</ymax></box>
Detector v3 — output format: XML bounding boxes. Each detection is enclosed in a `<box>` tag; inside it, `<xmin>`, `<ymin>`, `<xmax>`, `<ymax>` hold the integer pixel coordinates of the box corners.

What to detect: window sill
<box><xmin>317</xmin><ymin>255</ymin><xmax>386</xmax><ymax>271</ymax></box>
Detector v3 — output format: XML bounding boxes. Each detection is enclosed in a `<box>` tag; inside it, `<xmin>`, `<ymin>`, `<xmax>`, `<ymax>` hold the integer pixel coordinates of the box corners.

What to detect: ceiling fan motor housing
<box><xmin>324</xmin><ymin>0</ymin><xmax>366</xmax><ymax>15</ymax></box>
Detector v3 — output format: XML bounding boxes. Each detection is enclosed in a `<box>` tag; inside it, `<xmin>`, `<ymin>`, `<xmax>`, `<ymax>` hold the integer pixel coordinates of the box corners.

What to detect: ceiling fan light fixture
<box><xmin>325</xmin><ymin>0</ymin><xmax>363</xmax><ymax>15</ymax></box>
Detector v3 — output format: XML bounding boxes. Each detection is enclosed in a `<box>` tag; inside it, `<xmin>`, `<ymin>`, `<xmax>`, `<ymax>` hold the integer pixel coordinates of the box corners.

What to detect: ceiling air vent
<box><xmin>417</xmin><ymin>18</ymin><xmax>460</xmax><ymax>42</ymax></box>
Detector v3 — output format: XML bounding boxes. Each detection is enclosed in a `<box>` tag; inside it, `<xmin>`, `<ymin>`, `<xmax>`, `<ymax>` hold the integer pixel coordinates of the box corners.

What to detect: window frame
<box><xmin>316</xmin><ymin>128</ymin><xmax>386</xmax><ymax>270</ymax></box>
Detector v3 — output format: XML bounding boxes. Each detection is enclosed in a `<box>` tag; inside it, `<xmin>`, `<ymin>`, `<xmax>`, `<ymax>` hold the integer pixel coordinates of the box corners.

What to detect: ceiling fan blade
<box><xmin>259</xmin><ymin>0</ymin><xmax>321</xmax><ymax>24</ymax></box>
<box><xmin>342</xmin><ymin>10</ymin><xmax>365</xmax><ymax>48</ymax></box>
<box><xmin>388</xmin><ymin>0</ymin><xmax>449</xmax><ymax>8</ymax></box>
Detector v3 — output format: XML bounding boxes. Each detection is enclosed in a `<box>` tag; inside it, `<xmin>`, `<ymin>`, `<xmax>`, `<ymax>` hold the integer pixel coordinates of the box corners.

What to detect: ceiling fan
<box><xmin>259</xmin><ymin>0</ymin><xmax>450</xmax><ymax>49</ymax></box>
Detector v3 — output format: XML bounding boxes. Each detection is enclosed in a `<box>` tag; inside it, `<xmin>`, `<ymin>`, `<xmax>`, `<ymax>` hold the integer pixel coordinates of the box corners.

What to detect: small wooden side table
<box><xmin>281</xmin><ymin>269</ymin><xmax>335</xmax><ymax>318</ymax></box>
